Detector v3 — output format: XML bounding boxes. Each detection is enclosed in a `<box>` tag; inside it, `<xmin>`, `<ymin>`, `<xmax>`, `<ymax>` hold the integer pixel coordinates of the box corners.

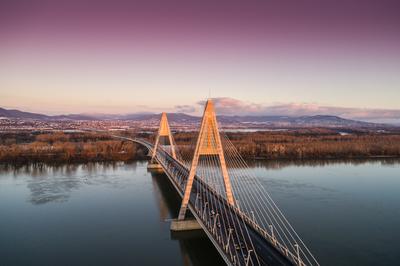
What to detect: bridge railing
<box><xmin>153</xmin><ymin>146</ymin><xmax>260</xmax><ymax>265</ymax></box>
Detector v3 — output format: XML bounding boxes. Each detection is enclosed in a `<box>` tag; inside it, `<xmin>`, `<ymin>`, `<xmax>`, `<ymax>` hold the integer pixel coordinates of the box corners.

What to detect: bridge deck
<box><xmin>116</xmin><ymin>137</ymin><xmax>299</xmax><ymax>266</ymax></box>
<box><xmin>153</xmin><ymin>143</ymin><xmax>295</xmax><ymax>266</ymax></box>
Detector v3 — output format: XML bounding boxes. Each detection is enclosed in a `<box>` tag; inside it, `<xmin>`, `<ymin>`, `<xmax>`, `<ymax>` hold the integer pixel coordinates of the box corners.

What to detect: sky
<box><xmin>1</xmin><ymin>0</ymin><xmax>400</xmax><ymax>122</ymax></box>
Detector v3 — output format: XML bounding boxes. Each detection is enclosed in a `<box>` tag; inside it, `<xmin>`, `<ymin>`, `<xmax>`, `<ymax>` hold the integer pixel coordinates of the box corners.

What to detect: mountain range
<box><xmin>0</xmin><ymin>107</ymin><xmax>388</xmax><ymax>128</ymax></box>
<box><xmin>0</xmin><ymin>107</ymin><xmax>95</xmax><ymax>120</ymax></box>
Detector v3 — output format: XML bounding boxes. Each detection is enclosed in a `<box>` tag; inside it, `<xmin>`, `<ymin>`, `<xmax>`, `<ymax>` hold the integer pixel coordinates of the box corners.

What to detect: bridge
<box><xmin>116</xmin><ymin>100</ymin><xmax>319</xmax><ymax>266</ymax></box>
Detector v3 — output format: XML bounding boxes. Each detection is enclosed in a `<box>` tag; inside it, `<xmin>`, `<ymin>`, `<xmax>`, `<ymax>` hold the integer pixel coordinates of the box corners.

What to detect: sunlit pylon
<box><xmin>178</xmin><ymin>99</ymin><xmax>234</xmax><ymax>220</ymax></box>
<box><xmin>151</xmin><ymin>112</ymin><xmax>176</xmax><ymax>162</ymax></box>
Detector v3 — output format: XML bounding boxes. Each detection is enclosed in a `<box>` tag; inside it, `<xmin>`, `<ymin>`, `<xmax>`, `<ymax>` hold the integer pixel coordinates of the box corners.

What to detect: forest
<box><xmin>1</xmin><ymin>130</ymin><xmax>400</xmax><ymax>163</ymax></box>
<box><xmin>173</xmin><ymin>131</ymin><xmax>400</xmax><ymax>160</ymax></box>
<box><xmin>0</xmin><ymin>132</ymin><xmax>148</xmax><ymax>163</ymax></box>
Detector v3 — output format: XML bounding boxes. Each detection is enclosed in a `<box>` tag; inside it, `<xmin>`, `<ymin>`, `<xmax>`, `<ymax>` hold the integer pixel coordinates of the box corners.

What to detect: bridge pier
<box><xmin>170</xmin><ymin>218</ymin><xmax>202</xmax><ymax>232</ymax></box>
<box><xmin>147</xmin><ymin>162</ymin><xmax>164</xmax><ymax>171</ymax></box>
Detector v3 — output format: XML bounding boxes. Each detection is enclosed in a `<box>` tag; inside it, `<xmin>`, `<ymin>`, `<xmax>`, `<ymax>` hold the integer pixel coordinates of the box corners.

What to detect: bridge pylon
<box><xmin>178</xmin><ymin>99</ymin><xmax>234</xmax><ymax>220</ymax></box>
<box><xmin>148</xmin><ymin>112</ymin><xmax>176</xmax><ymax>169</ymax></box>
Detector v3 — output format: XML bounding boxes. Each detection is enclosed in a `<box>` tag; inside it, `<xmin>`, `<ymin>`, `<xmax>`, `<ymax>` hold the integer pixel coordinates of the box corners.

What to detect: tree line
<box><xmin>173</xmin><ymin>131</ymin><xmax>400</xmax><ymax>160</ymax></box>
<box><xmin>1</xmin><ymin>131</ymin><xmax>400</xmax><ymax>163</ymax></box>
<box><xmin>0</xmin><ymin>132</ymin><xmax>148</xmax><ymax>163</ymax></box>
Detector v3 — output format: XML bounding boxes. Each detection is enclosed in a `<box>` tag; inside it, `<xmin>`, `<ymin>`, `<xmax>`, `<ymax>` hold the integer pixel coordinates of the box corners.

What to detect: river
<box><xmin>0</xmin><ymin>159</ymin><xmax>399</xmax><ymax>266</ymax></box>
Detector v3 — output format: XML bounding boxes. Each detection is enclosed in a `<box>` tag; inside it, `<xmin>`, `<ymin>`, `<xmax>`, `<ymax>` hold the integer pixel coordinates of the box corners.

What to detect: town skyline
<box><xmin>2</xmin><ymin>97</ymin><xmax>400</xmax><ymax>124</ymax></box>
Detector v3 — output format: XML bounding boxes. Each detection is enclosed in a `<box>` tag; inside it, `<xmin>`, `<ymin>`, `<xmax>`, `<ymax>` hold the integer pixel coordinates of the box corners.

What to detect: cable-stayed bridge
<box><xmin>116</xmin><ymin>99</ymin><xmax>319</xmax><ymax>266</ymax></box>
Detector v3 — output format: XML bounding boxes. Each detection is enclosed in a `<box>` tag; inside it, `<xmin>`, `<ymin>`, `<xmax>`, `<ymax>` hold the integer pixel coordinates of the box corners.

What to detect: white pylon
<box><xmin>178</xmin><ymin>99</ymin><xmax>234</xmax><ymax>220</ymax></box>
<box><xmin>152</xmin><ymin>112</ymin><xmax>176</xmax><ymax>162</ymax></box>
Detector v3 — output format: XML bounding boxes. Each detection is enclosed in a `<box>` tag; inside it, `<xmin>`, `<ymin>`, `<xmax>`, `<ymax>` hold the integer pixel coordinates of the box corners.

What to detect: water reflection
<box><xmin>27</xmin><ymin>175</ymin><xmax>80</xmax><ymax>204</ymax></box>
<box><xmin>247</xmin><ymin>158</ymin><xmax>400</xmax><ymax>203</ymax></box>
<box><xmin>0</xmin><ymin>161</ymin><xmax>225</xmax><ymax>266</ymax></box>
<box><xmin>248</xmin><ymin>159</ymin><xmax>400</xmax><ymax>266</ymax></box>
<box><xmin>247</xmin><ymin>157</ymin><xmax>400</xmax><ymax>170</ymax></box>
<box><xmin>0</xmin><ymin>162</ymin><xmax>142</xmax><ymax>205</ymax></box>
<box><xmin>1</xmin><ymin>159</ymin><xmax>399</xmax><ymax>266</ymax></box>
<box><xmin>0</xmin><ymin>161</ymin><xmax>140</xmax><ymax>177</ymax></box>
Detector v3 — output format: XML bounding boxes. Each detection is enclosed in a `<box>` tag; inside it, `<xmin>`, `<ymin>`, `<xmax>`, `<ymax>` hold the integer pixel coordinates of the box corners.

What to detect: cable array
<box><xmin>220</xmin><ymin>132</ymin><xmax>319</xmax><ymax>266</ymax></box>
<box><xmin>143</xmin><ymin>106</ymin><xmax>319</xmax><ymax>266</ymax></box>
<box><xmin>162</xmin><ymin>129</ymin><xmax>319</xmax><ymax>266</ymax></box>
<box><xmin>154</xmin><ymin>144</ymin><xmax>260</xmax><ymax>265</ymax></box>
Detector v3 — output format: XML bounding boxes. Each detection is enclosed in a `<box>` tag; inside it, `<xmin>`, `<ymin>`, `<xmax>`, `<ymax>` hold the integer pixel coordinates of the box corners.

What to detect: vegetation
<box><xmin>173</xmin><ymin>131</ymin><xmax>400</xmax><ymax>160</ymax></box>
<box><xmin>0</xmin><ymin>132</ymin><xmax>148</xmax><ymax>163</ymax></box>
<box><xmin>1</xmin><ymin>130</ymin><xmax>400</xmax><ymax>164</ymax></box>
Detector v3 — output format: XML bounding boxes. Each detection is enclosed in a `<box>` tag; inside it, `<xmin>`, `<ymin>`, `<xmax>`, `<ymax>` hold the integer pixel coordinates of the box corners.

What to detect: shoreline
<box><xmin>1</xmin><ymin>155</ymin><xmax>400</xmax><ymax>167</ymax></box>
<box><xmin>2</xmin><ymin>131</ymin><xmax>400</xmax><ymax>164</ymax></box>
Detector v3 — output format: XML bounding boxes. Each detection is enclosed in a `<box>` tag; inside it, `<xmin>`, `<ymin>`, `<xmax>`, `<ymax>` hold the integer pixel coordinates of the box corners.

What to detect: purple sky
<box><xmin>1</xmin><ymin>0</ymin><xmax>400</xmax><ymax>121</ymax></box>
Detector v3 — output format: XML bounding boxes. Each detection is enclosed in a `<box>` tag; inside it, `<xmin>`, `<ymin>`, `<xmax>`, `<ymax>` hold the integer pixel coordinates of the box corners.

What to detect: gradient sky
<box><xmin>1</xmin><ymin>0</ymin><xmax>400</xmax><ymax>120</ymax></box>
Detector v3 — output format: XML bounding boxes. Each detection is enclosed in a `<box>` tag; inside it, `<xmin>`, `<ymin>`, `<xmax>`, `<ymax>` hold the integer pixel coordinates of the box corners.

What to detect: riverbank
<box><xmin>1</xmin><ymin>131</ymin><xmax>400</xmax><ymax>163</ymax></box>
<box><xmin>0</xmin><ymin>132</ymin><xmax>148</xmax><ymax>163</ymax></box>
<box><xmin>175</xmin><ymin>131</ymin><xmax>400</xmax><ymax>160</ymax></box>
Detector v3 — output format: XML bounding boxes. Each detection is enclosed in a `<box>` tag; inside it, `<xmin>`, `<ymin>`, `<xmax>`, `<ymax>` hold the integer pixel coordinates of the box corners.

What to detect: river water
<box><xmin>0</xmin><ymin>159</ymin><xmax>399</xmax><ymax>266</ymax></box>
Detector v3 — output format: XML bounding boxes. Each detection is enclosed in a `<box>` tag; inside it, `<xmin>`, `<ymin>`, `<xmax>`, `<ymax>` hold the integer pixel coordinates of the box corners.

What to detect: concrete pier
<box><xmin>170</xmin><ymin>218</ymin><xmax>202</xmax><ymax>232</ymax></box>
<box><xmin>147</xmin><ymin>163</ymin><xmax>164</xmax><ymax>171</ymax></box>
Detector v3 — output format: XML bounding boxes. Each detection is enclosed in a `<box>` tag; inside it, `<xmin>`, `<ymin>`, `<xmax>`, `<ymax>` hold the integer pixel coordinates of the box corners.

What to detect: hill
<box><xmin>0</xmin><ymin>107</ymin><xmax>387</xmax><ymax>128</ymax></box>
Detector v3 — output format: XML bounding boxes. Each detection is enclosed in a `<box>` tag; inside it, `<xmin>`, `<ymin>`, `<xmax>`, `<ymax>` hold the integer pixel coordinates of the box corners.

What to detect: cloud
<box><xmin>174</xmin><ymin>105</ymin><xmax>196</xmax><ymax>113</ymax></box>
<box><xmin>196</xmin><ymin>97</ymin><xmax>400</xmax><ymax>123</ymax></box>
<box><xmin>266</xmin><ymin>104</ymin><xmax>400</xmax><ymax>121</ymax></box>
<box><xmin>197</xmin><ymin>98</ymin><xmax>265</xmax><ymax>115</ymax></box>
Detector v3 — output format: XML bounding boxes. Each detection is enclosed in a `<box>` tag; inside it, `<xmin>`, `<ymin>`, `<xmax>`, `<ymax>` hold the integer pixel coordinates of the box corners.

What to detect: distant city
<box><xmin>1</xmin><ymin>106</ymin><xmax>399</xmax><ymax>134</ymax></box>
